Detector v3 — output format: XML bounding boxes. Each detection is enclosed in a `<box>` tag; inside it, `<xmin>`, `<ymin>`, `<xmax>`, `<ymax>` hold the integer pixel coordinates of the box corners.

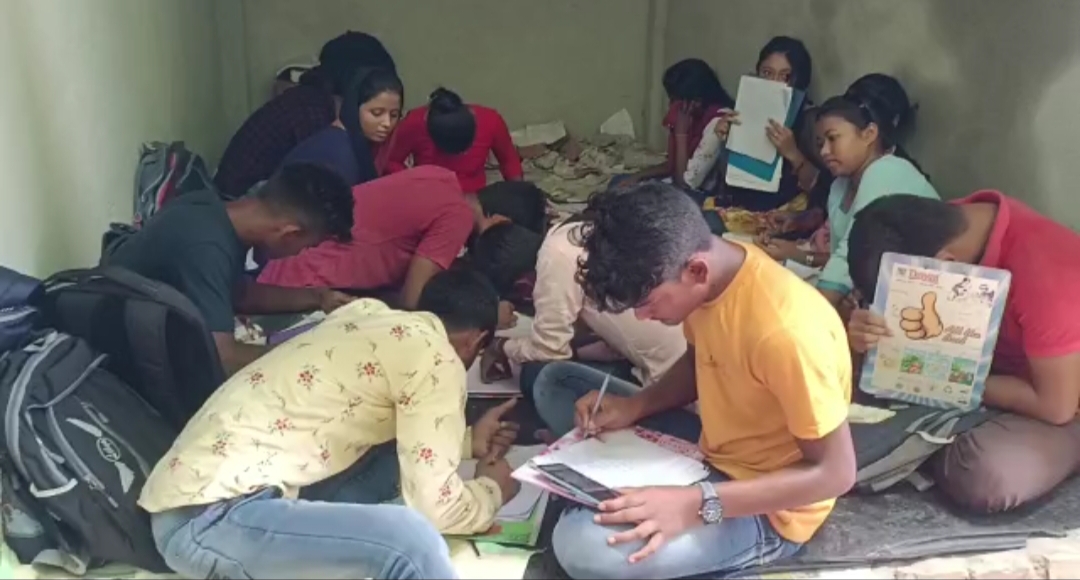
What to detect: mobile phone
<box><xmin>535</xmin><ymin>462</ymin><xmax>619</xmax><ymax>504</ymax></box>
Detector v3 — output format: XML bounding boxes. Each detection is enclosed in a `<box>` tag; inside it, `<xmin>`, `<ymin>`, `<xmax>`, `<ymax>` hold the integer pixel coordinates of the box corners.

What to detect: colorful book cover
<box><xmin>859</xmin><ymin>252</ymin><xmax>1011</xmax><ymax>410</ymax></box>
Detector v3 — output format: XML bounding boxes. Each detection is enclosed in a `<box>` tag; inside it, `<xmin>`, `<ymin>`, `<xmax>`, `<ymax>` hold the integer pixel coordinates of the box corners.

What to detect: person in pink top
<box><xmin>385</xmin><ymin>88</ymin><xmax>523</xmax><ymax>193</ymax></box>
<box><xmin>846</xmin><ymin>191</ymin><xmax>1080</xmax><ymax>514</ymax></box>
<box><xmin>479</xmin><ymin>215</ymin><xmax>687</xmax><ymax>400</ymax></box>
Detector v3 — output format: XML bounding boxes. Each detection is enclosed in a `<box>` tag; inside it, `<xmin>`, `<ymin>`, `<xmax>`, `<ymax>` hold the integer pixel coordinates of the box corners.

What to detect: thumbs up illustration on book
<box><xmin>899</xmin><ymin>292</ymin><xmax>944</xmax><ymax>340</ymax></box>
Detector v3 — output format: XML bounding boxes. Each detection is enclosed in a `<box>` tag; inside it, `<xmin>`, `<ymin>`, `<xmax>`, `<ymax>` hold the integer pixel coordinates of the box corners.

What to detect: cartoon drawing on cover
<box><xmin>899</xmin><ymin>291</ymin><xmax>944</xmax><ymax>340</ymax></box>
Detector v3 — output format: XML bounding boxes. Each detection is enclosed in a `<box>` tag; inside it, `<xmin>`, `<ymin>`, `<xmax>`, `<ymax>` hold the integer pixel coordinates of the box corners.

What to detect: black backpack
<box><xmin>0</xmin><ymin>332</ymin><xmax>176</xmax><ymax>573</ymax></box>
<box><xmin>38</xmin><ymin>266</ymin><xmax>225</xmax><ymax>429</ymax></box>
<box><xmin>0</xmin><ymin>266</ymin><xmax>42</xmax><ymax>353</ymax></box>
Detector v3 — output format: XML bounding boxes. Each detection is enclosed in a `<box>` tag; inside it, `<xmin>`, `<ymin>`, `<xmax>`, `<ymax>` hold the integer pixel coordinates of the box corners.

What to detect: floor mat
<box><xmin>520</xmin><ymin>476</ymin><xmax>1080</xmax><ymax>579</ymax></box>
<box><xmin>737</xmin><ymin>475</ymin><xmax>1080</xmax><ymax>577</ymax></box>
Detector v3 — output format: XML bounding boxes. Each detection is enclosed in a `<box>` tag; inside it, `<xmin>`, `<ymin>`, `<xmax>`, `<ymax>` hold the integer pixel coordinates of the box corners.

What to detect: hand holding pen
<box><xmin>573</xmin><ymin>374</ymin><xmax>641</xmax><ymax>438</ymax></box>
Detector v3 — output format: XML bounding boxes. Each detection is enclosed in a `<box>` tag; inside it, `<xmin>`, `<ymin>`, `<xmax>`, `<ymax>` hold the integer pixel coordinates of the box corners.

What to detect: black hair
<box><xmin>258</xmin><ymin>163</ymin><xmax>355</xmax><ymax>242</ymax></box>
<box><xmin>301</xmin><ymin>31</ymin><xmax>396</xmax><ymax>96</ymax></box>
<box><xmin>848</xmin><ymin>194</ymin><xmax>966</xmax><ymax>301</ymax></box>
<box><xmin>757</xmin><ymin>36</ymin><xmax>813</xmax><ymax>91</ymax></box>
<box><xmin>574</xmin><ymin>183</ymin><xmax>713</xmax><ymax>313</ymax></box>
<box><xmin>816</xmin><ymin>73</ymin><xmax>926</xmax><ymax>175</ymax></box>
<box><xmin>417</xmin><ymin>269</ymin><xmax>500</xmax><ymax>336</ymax></box>
<box><xmin>340</xmin><ymin>67</ymin><xmax>404</xmax><ymax>184</ymax></box>
<box><xmin>468</xmin><ymin>223</ymin><xmax>543</xmax><ymax>297</ymax></box>
<box><xmin>476</xmin><ymin>181</ymin><xmax>549</xmax><ymax>235</ymax></box>
<box><xmin>427</xmin><ymin>88</ymin><xmax>475</xmax><ymax>155</ymax></box>
<box><xmin>662</xmin><ymin>59</ymin><xmax>734</xmax><ymax>108</ymax></box>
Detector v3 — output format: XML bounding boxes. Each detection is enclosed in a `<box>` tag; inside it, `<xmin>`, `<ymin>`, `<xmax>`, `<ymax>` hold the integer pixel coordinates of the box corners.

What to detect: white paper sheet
<box><xmin>599</xmin><ymin>108</ymin><xmax>636</xmax><ymax>139</ymax></box>
<box><xmin>726</xmin><ymin>75</ymin><xmax>791</xmax><ymax>164</ymax></box>
<box><xmin>467</xmin><ymin>316</ymin><xmax>533</xmax><ymax>397</ymax></box>
<box><xmin>510</xmin><ymin>121</ymin><xmax>567</xmax><ymax>148</ymax></box>
<box><xmin>531</xmin><ymin>429</ymin><xmax>708</xmax><ymax>489</ymax></box>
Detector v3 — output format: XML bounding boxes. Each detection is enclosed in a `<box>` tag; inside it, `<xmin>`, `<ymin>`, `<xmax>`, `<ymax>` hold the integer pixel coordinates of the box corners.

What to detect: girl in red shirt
<box><xmin>610</xmin><ymin>59</ymin><xmax>734</xmax><ymax>191</ymax></box>
<box><xmin>386</xmin><ymin>88</ymin><xmax>523</xmax><ymax>193</ymax></box>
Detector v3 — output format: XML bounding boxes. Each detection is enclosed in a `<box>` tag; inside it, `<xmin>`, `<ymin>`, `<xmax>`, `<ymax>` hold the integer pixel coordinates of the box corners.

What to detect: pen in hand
<box><xmin>584</xmin><ymin>374</ymin><xmax>611</xmax><ymax>441</ymax></box>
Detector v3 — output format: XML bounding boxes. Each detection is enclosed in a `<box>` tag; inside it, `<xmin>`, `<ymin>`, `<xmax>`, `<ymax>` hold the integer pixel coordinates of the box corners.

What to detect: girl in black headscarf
<box><xmin>280</xmin><ymin>67</ymin><xmax>404</xmax><ymax>186</ymax></box>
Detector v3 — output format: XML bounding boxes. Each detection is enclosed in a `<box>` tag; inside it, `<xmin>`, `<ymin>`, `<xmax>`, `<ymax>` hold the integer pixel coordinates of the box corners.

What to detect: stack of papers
<box><xmin>514</xmin><ymin>428</ymin><xmax>707</xmax><ymax>505</ymax></box>
<box><xmin>725</xmin><ymin>75</ymin><xmax>805</xmax><ymax>193</ymax></box>
<box><xmin>467</xmin><ymin>316</ymin><xmax>533</xmax><ymax>398</ymax></box>
<box><xmin>456</xmin><ymin>445</ymin><xmax>550</xmax><ymax>546</ymax></box>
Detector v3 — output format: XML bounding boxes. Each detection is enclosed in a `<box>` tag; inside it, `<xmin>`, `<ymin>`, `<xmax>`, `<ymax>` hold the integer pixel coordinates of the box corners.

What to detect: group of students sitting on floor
<box><xmin>96</xmin><ymin>29</ymin><xmax>1080</xmax><ymax>580</ymax></box>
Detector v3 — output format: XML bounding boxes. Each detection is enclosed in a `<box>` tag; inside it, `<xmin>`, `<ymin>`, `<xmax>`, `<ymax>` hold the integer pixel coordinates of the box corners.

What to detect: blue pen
<box><xmin>585</xmin><ymin>374</ymin><xmax>611</xmax><ymax>440</ymax></box>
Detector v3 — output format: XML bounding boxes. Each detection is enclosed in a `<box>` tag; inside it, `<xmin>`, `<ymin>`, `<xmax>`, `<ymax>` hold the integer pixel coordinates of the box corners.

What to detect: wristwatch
<box><xmin>697</xmin><ymin>481</ymin><xmax>723</xmax><ymax>525</ymax></box>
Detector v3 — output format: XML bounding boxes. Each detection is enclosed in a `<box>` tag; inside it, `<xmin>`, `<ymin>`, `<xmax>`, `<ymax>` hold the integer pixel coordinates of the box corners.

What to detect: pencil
<box><xmin>585</xmin><ymin>374</ymin><xmax>611</xmax><ymax>440</ymax></box>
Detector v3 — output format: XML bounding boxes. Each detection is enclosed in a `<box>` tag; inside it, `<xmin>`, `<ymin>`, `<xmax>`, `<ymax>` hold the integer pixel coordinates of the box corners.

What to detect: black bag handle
<box><xmin>44</xmin><ymin>266</ymin><xmax>166</xmax><ymax>302</ymax></box>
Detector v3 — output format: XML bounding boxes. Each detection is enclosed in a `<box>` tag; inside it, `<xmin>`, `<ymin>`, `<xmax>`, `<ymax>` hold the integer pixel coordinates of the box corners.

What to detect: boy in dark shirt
<box><xmin>108</xmin><ymin>163</ymin><xmax>355</xmax><ymax>374</ymax></box>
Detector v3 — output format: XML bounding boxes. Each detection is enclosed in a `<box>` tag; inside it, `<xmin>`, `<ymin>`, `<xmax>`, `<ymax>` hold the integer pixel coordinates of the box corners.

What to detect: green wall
<box><xmin>0</xmin><ymin>0</ymin><xmax>227</xmax><ymax>277</ymax></box>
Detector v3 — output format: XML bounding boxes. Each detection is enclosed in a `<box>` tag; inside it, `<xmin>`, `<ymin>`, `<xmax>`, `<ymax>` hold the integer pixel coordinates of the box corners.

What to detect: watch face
<box><xmin>702</xmin><ymin>499</ymin><xmax>723</xmax><ymax>524</ymax></box>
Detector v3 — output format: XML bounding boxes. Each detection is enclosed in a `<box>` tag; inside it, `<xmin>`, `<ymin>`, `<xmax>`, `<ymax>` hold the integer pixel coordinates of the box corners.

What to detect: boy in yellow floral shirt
<box><xmin>139</xmin><ymin>270</ymin><xmax>520</xmax><ymax>579</ymax></box>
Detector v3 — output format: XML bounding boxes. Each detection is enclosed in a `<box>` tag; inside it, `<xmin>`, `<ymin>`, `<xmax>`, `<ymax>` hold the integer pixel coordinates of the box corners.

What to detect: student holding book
<box><xmin>530</xmin><ymin>184</ymin><xmax>855</xmax><ymax>579</ymax></box>
<box><xmin>703</xmin><ymin>36</ymin><xmax>819</xmax><ymax>215</ymax></box>
<box><xmin>845</xmin><ymin>192</ymin><xmax>1080</xmax><ymax>515</ymax></box>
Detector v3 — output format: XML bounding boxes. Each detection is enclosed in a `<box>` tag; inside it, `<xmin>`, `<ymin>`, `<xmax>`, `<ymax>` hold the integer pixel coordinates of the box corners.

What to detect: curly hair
<box><xmin>259</xmin><ymin>163</ymin><xmax>355</xmax><ymax>242</ymax></box>
<box><xmin>572</xmin><ymin>182</ymin><xmax>713</xmax><ymax>313</ymax></box>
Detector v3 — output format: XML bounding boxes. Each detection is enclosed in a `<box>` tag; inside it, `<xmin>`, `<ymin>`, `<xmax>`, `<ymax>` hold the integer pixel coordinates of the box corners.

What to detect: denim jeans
<box><xmin>518</xmin><ymin>359</ymin><xmax>637</xmax><ymax>403</ymax></box>
<box><xmin>532</xmin><ymin>361</ymin><xmax>801</xmax><ymax>579</ymax></box>
<box><xmin>150</xmin><ymin>443</ymin><xmax>457</xmax><ymax>579</ymax></box>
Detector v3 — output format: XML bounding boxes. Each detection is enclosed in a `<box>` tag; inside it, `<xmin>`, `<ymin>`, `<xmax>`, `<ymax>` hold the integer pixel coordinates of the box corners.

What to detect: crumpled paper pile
<box><xmin>487</xmin><ymin>110</ymin><xmax>667</xmax><ymax>204</ymax></box>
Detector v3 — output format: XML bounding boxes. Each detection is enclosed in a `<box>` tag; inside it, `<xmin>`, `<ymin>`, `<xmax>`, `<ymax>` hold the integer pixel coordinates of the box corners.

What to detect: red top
<box><xmin>385</xmin><ymin>104</ymin><xmax>523</xmax><ymax>193</ymax></box>
<box><xmin>257</xmin><ymin>166</ymin><xmax>474</xmax><ymax>289</ymax></box>
<box><xmin>956</xmin><ymin>190</ymin><xmax>1080</xmax><ymax>378</ymax></box>
<box><xmin>662</xmin><ymin>100</ymin><xmax>727</xmax><ymax>174</ymax></box>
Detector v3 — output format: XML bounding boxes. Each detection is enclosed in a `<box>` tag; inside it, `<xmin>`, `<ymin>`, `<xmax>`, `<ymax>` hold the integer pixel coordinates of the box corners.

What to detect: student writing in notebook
<box><xmin>845</xmin><ymin>193</ymin><xmax>1080</xmax><ymax>515</ymax></box>
<box><xmin>530</xmin><ymin>184</ymin><xmax>855</xmax><ymax>579</ymax></box>
<box><xmin>138</xmin><ymin>270</ymin><xmax>520</xmax><ymax>579</ymax></box>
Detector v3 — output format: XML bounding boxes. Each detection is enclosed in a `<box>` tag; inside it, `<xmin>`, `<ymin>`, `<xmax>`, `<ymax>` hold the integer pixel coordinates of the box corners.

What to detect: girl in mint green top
<box><xmin>811</xmin><ymin>76</ymin><xmax>939</xmax><ymax>306</ymax></box>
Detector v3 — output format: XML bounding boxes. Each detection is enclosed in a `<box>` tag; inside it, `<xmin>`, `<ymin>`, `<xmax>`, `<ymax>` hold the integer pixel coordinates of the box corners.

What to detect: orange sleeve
<box><xmin>756</xmin><ymin>327</ymin><xmax>851</xmax><ymax>440</ymax></box>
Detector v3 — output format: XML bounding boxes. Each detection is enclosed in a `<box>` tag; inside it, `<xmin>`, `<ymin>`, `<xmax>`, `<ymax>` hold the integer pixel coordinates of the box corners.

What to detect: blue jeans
<box><xmin>532</xmin><ymin>361</ymin><xmax>801</xmax><ymax>579</ymax></box>
<box><xmin>518</xmin><ymin>359</ymin><xmax>637</xmax><ymax>403</ymax></box>
<box><xmin>150</xmin><ymin>443</ymin><xmax>456</xmax><ymax>579</ymax></box>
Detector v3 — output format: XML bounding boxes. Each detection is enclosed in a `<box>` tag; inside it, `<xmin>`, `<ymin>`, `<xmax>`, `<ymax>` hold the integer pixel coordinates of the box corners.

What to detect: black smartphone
<box><xmin>536</xmin><ymin>462</ymin><xmax>619</xmax><ymax>504</ymax></box>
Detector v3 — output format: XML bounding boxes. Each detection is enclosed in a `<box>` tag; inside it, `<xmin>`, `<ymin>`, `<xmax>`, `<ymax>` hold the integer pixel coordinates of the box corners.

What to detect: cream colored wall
<box><xmin>238</xmin><ymin>0</ymin><xmax>655</xmax><ymax>138</ymax></box>
<box><xmin>0</xmin><ymin>0</ymin><xmax>227</xmax><ymax>277</ymax></box>
<box><xmin>664</xmin><ymin>0</ymin><xmax>1080</xmax><ymax>227</ymax></box>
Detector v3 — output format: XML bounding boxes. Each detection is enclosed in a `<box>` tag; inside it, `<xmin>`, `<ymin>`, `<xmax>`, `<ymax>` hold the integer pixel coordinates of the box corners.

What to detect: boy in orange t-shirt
<box><xmin>532</xmin><ymin>183</ymin><xmax>855</xmax><ymax>580</ymax></box>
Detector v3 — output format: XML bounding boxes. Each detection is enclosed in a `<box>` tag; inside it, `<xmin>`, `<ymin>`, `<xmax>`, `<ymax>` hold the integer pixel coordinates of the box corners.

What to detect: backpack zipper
<box><xmin>32</xmin><ymin>352</ymin><xmax>119</xmax><ymax>509</ymax></box>
<box><xmin>4</xmin><ymin>332</ymin><xmax>64</xmax><ymax>480</ymax></box>
<box><xmin>0</xmin><ymin>307</ymin><xmax>34</xmax><ymax>324</ymax></box>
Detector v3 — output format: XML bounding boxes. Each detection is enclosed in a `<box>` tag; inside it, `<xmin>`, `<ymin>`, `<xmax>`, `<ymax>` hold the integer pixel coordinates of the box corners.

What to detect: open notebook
<box><xmin>454</xmin><ymin>445</ymin><xmax>550</xmax><ymax>546</ymax></box>
<box><xmin>514</xmin><ymin>428</ymin><xmax>707</xmax><ymax>505</ymax></box>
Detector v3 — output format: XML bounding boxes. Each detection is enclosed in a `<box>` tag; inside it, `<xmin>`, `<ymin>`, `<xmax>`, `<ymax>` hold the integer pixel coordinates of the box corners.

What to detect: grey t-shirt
<box><xmin>107</xmin><ymin>190</ymin><xmax>247</xmax><ymax>332</ymax></box>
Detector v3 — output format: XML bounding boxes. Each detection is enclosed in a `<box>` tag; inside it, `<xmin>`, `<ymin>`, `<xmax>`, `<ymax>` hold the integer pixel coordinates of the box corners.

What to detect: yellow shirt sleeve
<box><xmin>755</xmin><ymin>326</ymin><xmax>851</xmax><ymax>440</ymax></box>
<box><xmin>393</xmin><ymin>346</ymin><xmax>502</xmax><ymax>535</ymax></box>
